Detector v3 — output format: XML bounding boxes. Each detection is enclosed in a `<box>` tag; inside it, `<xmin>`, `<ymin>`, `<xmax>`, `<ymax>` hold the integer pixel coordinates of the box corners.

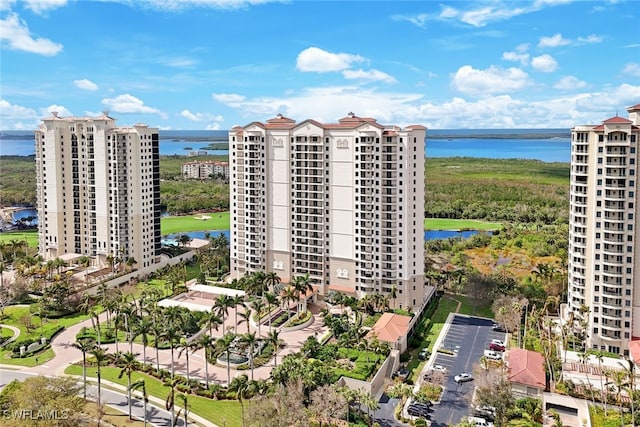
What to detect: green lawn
<box><xmin>0</xmin><ymin>229</ymin><xmax>38</xmax><ymax>247</ymax></box>
<box><xmin>424</xmin><ymin>218</ymin><xmax>502</xmax><ymax>231</ymax></box>
<box><xmin>0</xmin><ymin>305</ymin><xmax>91</xmax><ymax>366</ymax></box>
<box><xmin>161</xmin><ymin>212</ymin><xmax>230</xmax><ymax>235</ymax></box>
<box><xmin>65</xmin><ymin>365</ymin><xmax>242</xmax><ymax>427</ymax></box>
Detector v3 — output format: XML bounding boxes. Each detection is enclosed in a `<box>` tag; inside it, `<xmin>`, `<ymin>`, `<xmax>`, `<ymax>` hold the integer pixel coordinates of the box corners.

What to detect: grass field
<box><xmin>65</xmin><ymin>365</ymin><xmax>242</xmax><ymax>427</ymax></box>
<box><xmin>424</xmin><ymin>218</ymin><xmax>502</xmax><ymax>231</ymax></box>
<box><xmin>159</xmin><ymin>211</ymin><xmax>230</xmax><ymax>235</ymax></box>
<box><xmin>0</xmin><ymin>230</ymin><xmax>38</xmax><ymax>247</ymax></box>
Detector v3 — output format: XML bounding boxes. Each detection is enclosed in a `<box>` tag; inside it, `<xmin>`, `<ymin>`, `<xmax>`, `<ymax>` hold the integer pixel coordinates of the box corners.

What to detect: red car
<box><xmin>489</xmin><ymin>343</ymin><xmax>505</xmax><ymax>352</ymax></box>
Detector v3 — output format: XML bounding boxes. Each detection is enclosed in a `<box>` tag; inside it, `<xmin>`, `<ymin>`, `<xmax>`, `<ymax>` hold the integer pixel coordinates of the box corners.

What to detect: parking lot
<box><xmin>420</xmin><ymin>314</ymin><xmax>507</xmax><ymax>427</ymax></box>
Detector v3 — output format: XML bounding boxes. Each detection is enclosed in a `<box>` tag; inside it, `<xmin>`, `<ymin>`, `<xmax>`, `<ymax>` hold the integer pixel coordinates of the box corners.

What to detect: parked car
<box><xmin>492</xmin><ymin>323</ymin><xmax>506</xmax><ymax>332</ymax></box>
<box><xmin>408</xmin><ymin>404</ymin><xmax>430</xmax><ymax>418</ymax></box>
<box><xmin>489</xmin><ymin>343</ymin><xmax>505</xmax><ymax>352</ymax></box>
<box><xmin>491</xmin><ymin>339</ymin><xmax>505</xmax><ymax>347</ymax></box>
<box><xmin>454</xmin><ymin>372</ymin><xmax>474</xmax><ymax>383</ymax></box>
<box><xmin>484</xmin><ymin>350</ymin><xmax>502</xmax><ymax>360</ymax></box>
<box><xmin>430</xmin><ymin>364</ymin><xmax>447</xmax><ymax>373</ymax></box>
<box><xmin>468</xmin><ymin>416</ymin><xmax>494</xmax><ymax>427</ymax></box>
<box><xmin>418</xmin><ymin>348</ymin><xmax>429</xmax><ymax>360</ymax></box>
<box><xmin>393</xmin><ymin>367</ymin><xmax>410</xmax><ymax>381</ymax></box>
<box><xmin>474</xmin><ymin>405</ymin><xmax>496</xmax><ymax>421</ymax></box>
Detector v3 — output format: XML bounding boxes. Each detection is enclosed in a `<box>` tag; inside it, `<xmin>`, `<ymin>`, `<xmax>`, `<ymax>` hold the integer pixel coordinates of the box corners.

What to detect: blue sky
<box><xmin>1</xmin><ymin>0</ymin><xmax>639</xmax><ymax>130</ymax></box>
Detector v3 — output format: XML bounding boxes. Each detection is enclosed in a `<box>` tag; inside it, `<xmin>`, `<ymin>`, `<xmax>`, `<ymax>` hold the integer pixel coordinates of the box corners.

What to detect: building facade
<box><xmin>181</xmin><ymin>160</ymin><xmax>230</xmax><ymax>179</ymax></box>
<box><xmin>35</xmin><ymin>112</ymin><xmax>161</xmax><ymax>270</ymax></box>
<box><xmin>567</xmin><ymin>104</ymin><xmax>640</xmax><ymax>356</ymax></box>
<box><xmin>229</xmin><ymin>113</ymin><xmax>426</xmax><ymax>311</ymax></box>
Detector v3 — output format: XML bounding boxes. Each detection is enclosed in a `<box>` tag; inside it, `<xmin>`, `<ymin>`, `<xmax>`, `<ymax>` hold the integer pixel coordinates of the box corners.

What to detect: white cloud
<box><xmin>538</xmin><ymin>33</ymin><xmax>570</xmax><ymax>48</ymax></box>
<box><xmin>73</xmin><ymin>79</ymin><xmax>99</xmax><ymax>91</ymax></box>
<box><xmin>451</xmin><ymin>65</ymin><xmax>532</xmax><ymax>95</ymax></box>
<box><xmin>531</xmin><ymin>54</ymin><xmax>558</xmax><ymax>72</ymax></box>
<box><xmin>180</xmin><ymin>109</ymin><xmax>224</xmax><ymax>123</ymax></box>
<box><xmin>101</xmin><ymin>94</ymin><xmax>162</xmax><ymax>115</ymax></box>
<box><xmin>296</xmin><ymin>47</ymin><xmax>365</xmax><ymax>73</ymax></box>
<box><xmin>22</xmin><ymin>0</ymin><xmax>67</xmax><ymax>14</ymax></box>
<box><xmin>108</xmin><ymin>0</ymin><xmax>283</xmax><ymax>11</ymax></box>
<box><xmin>622</xmin><ymin>63</ymin><xmax>640</xmax><ymax>77</ymax></box>
<box><xmin>577</xmin><ymin>34</ymin><xmax>603</xmax><ymax>44</ymax></box>
<box><xmin>40</xmin><ymin>104</ymin><xmax>72</xmax><ymax>118</ymax></box>
<box><xmin>390</xmin><ymin>13</ymin><xmax>430</xmax><ymax>28</ymax></box>
<box><xmin>158</xmin><ymin>56</ymin><xmax>197</xmax><ymax>68</ymax></box>
<box><xmin>342</xmin><ymin>69</ymin><xmax>397</xmax><ymax>84</ymax></box>
<box><xmin>502</xmin><ymin>52</ymin><xmax>529</xmax><ymax>66</ymax></box>
<box><xmin>0</xmin><ymin>98</ymin><xmax>37</xmax><ymax>120</ymax></box>
<box><xmin>0</xmin><ymin>12</ymin><xmax>63</xmax><ymax>56</ymax></box>
<box><xmin>212</xmin><ymin>93</ymin><xmax>246</xmax><ymax>103</ymax></box>
<box><xmin>554</xmin><ymin>76</ymin><xmax>587</xmax><ymax>90</ymax></box>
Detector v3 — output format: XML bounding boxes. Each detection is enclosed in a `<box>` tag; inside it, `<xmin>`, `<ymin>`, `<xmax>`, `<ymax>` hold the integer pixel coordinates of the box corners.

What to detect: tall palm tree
<box><xmin>619</xmin><ymin>357</ymin><xmax>636</xmax><ymax>423</ymax></box>
<box><xmin>90</xmin><ymin>346</ymin><xmax>108</xmax><ymax>404</ymax></box>
<box><xmin>596</xmin><ymin>351</ymin><xmax>608</xmax><ymax>412</ymax></box>
<box><xmin>90</xmin><ymin>309</ymin><xmax>102</xmax><ymax>346</ymax></box>
<box><xmin>266</xmin><ymin>329</ymin><xmax>282</xmax><ymax>367</ymax></box>
<box><xmin>117</xmin><ymin>351</ymin><xmax>140</xmax><ymax>420</ymax></box>
<box><xmin>163</xmin><ymin>377</ymin><xmax>181</xmax><ymax>427</ymax></box>
<box><xmin>162</xmin><ymin>325</ymin><xmax>181</xmax><ymax>379</ymax></box>
<box><xmin>193</xmin><ymin>334</ymin><xmax>215</xmax><ymax>389</ymax></box>
<box><xmin>214</xmin><ymin>294</ymin><xmax>232</xmax><ymax>333</ymax></box>
<box><xmin>264</xmin><ymin>291</ymin><xmax>278</xmax><ymax>331</ymax></box>
<box><xmin>282</xmin><ymin>287</ymin><xmax>297</xmax><ymax>322</ymax></box>
<box><xmin>72</xmin><ymin>338</ymin><xmax>95</xmax><ymax>399</ymax></box>
<box><xmin>200</xmin><ymin>309</ymin><xmax>222</xmax><ymax>336</ymax></box>
<box><xmin>292</xmin><ymin>273</ymin><xmax>313</xmax><ymax>314</ymax></box>
<box><xmin>229</xmin><ymin>374</ymin><xmax>249</xmax><ymax>427</ymax></box>
<box><xmin>389</xmin><ymin>284</ymin><xmax>398</xmax><ymax>310</ymax></box>
<box><xmin>578</xmin><ymin>351</ymin><xmax>596</xmax><ymax>405</ymax></box>
<box><xmin>78</xmin><ymin>255</ymin><xmax>91</xmax><ymax>285</ymax></box>
<box><xmin>177</xmin><ymin>393</ymin><xmax>190</xmax><ymax>427</ymax></box>
<box><xmin>133</xmin><ymin>317</ymin><xmax>152</xmax><ymax>364</ymax></box>
<box><xmin>237</xmin><ymin>305</ymin><xmax>251</xmax><ymax>334</ymax></box>
<box><xmin>606</xmin><ymin>369</ymin><xmax>627</xmax><ymax>422</ymax></box>
<box><xmin>150</xmin><ymin>321</ymin><xmax>163</xmax><ymax>374</ymax></box>
<box><xmin>215</xmin><ymin>333</ymin><xmax>235</xmax><ymax>385</ymax></box>
<box><xmin>264</xmin><ymin>271</ymin><xmax>281</xmax><ymax>294</ymax></box>
<box><xmin>240</xmin><ymin>332</ymin><xmax>258</xmax><ymax>381</ymax></box>
<box><xmin>129</xmin><ymin>379</ymin><xmax>148</xmax><ymax>427</ymax></box>
<box><xmin>178</xmin><ymin>337</ymin><xmax>196</xmax><ymax>382</ymax></box>
<box><xmin>231</xmin><ymin>295</ymin><xmax>245</xmax><ymax>326</ymax></box>
<box><xmin>251</xmin><ymin>299</ymin><xmax>266</xmax><ymax>337</ymax></box>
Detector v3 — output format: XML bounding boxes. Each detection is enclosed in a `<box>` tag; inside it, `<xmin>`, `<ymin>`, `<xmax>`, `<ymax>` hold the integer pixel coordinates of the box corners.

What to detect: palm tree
<box><xmin>78</xmin><ymin>255</ymin><xmax>91</xmax><ymax>285</ymax></box>
<box><xmin>178</xmin><ymin>336</ymin><xmax>196</xmax><ymax>382</ymax></box>
<box><xmin>162</xmin><ymin>325</ymin><xmax>181</xmax><ymax>379</ymax></box>
<box><xmin>72</xmin><ymin>338</ymin><xmax>95</xmax><ymax>399</ymax></box>
<box><xmin>90</xmin><ymin>309</ymin><xmax>102</xmax><ymax>346</ymax></box>
<box><xmin>282</xmin><ymin>287</ymin><xmax>297</xmax><ymax>322</ymax></box>
<box><xmin>214</xmin><ymin>294</ymin><xmax>232</xmax><ymax>333</ymax></box>
<box><xmin>251</xmin><ymin>299</ymin><xmax>266</xmax><ymax>337</ymax></box>
<box><xmin>237</xmin><ymin>305</ymin><xmax>251</xmax><ymax>334</ymax></box>
<box><xmin>362</xmin><ymin>393</ymin><xmax>380</xmax><ymax>426</ymax></box>
<box><xmin>150</xmin><ymin>321</ymin><xmax>163</xmax><ymax>374</ymax></box>
<box><xmin>193</xmin><ymin>334</ymin><xmax>215</xmax><ymax>389</ymax></box>
<box><xmin>229</xmin><ymin>374</ymin><xmax>249</xmax><ymax>427</ymax></box>
<box><xmin>215</xmin><ymin>333</ymin><xmax>235</xmax><ymax>385</ymax></box>
<box><xmin>619</xmin><ymin>357</ymin><xmax>636</xmax><ymax>424</ymax></box>
<box><xmin>231</xmin><ymin>295</ymin><xmax>245</xmax><ymax>326</ymax></box>
<box><xmin>264</xmin><ymin>291</ymin><xmax>278</xmax><ymax>331</ymax></box>
<box><xmin>596</xmin><ymin>351</ymin><xmax>608</xmax><ymax>412</ymax></box>
<box><xmin>240</xmin><ymin>332</ymin><xmax>258</xmax><ymax>381</ymax></box>
<box><xmin>292</xmin><ymin>273</ymin><xmax>313</xmax><ymax>314</ymax></box>
<box><xmin>90</xmin><ymin>346</ymin><xmax>109</xmax><ymax>404</ymax></box>
<box><xmin>266</xmin><ymin>329</ymin><xmax>282</xmax><ymax>367</ymax></box>
<box><xmin>201</xmin><ymin>309</ymin><xmax>222</xmax><ymax>336</ymax></box>
<box><xmin>178</xmin><ymin>393</ymin><xmax>190</xmax><ymax>427</ymax></box>
<box><xmin>133</xmin><ymin>317</ymin><xmax>152</xmax><ymax>364</ymax></box>
<box><xmin>264</xmin><ymin>271</ymin><xmax>280</xmax><ymax>294</ymax></box>
<box><xmin>164</xmin><ymin>377</ymin><xmax>181</xmax><ymax>427</ymax></box>
<box><xmin>606</xmin><ymin>369</ymin><xmax>627</xmax><ymax>422</ymax></box>
<box><xmin>578</xmin><ymin>351</ymin><xmax>595</xmax><ymax>405</ymax></box>
<box><xmin>389</xmin><ymin>284</ymin><xmax>398</xmax><ymax>310</ymax></box>
<box><xmin>129</xmin><ymin>379</ymin><xmax>149</xmax><ymax>427</ymax></box>
<box><xmin>117</xmin><ymin>351</ymin><xmax>140</xmax><ymax>420</ymax></box>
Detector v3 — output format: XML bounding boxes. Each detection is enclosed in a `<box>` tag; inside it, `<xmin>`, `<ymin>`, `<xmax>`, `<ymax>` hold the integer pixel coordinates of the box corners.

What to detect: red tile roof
<box><xmin>628</xmin><ymin>103</ymin><xmax>640</xmax><ymax>111</ymax></box>
<box><xmin>365</xmin><ymin>313</ymin><xmax>411</xmax><ymax>343</ymax></box>
<box><xmin>328</xmin><ymin>283</ymin><xmax>357</xmax><ymax>295</ymax></box>
<box><xmin>508</xmin><ymin>348</ymin><xmax>545</xmax><ymax>389</ymax></box>
<box><xmin>406</xmin><ymin>125</ymin><xmax>428</xmax><ymax>130</ymax></box>
<box><xmin>603</xmin><ymin>116</ymin><xmax>632</xmax><ymax>124</ymax></box>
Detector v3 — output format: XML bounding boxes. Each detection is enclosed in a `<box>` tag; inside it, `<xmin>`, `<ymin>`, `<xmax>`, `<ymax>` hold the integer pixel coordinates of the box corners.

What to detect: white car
<box><xmin>430</xmin><ymin>364</ymin><xmax>447</xmax><ymax>373</ymax></box>
<box><xmin>491</xmin><ymin>339</ymin><xmax>505</xmax><ymax>347</ymax></box>
<box><xmin>484</xmin><ymin>350</ymin><xmax>502</xmax><ymax>360</ymax></box>
<box><xmin>454</xmin><ymin>372</ymin><xmax>474</xmax><ymax>383</ymax></box>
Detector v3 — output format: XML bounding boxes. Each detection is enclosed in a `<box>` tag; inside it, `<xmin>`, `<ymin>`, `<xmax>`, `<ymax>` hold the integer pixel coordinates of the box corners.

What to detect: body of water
<box><xmin>1</xmin><ymin>128</ymin><xmax>570</xmax><ymax>162</ymax></box>
<box><xmin>167</xmin><ymin>229</ymin><xmax>486</xmax><ymax>243</ymax></box>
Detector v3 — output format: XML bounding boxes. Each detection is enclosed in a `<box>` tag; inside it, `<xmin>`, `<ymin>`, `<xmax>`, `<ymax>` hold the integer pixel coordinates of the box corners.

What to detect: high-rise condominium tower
<box><xmin>35</xmin><ymin>112</ymin><xmax>161</xmax><ymax>270</ymax></box>
<box><xmin>567</xmin><ymin>103</ymin><xmax>640</xmax><ymax>356</ymax></box>
<box><xmin>229</xmin><ymin>113</ymin><xmax>426</xmax><ymax>311</ymax></box>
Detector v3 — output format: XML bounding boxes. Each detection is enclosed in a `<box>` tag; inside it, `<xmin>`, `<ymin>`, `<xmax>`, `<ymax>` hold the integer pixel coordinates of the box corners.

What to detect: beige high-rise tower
<box><xmin>35</xmin><ymin>112</ymin><xmax>161</xmax><ymax>270</ymax></box>
<box><xmin>229</xmin><ymin>113</ymin><xmax>426</xmax><ymax>311</ymax></box>
<box><xmin>567</xmin><ymin>103</ymin><xmax>640</xmax><ymax>356</ymax></box>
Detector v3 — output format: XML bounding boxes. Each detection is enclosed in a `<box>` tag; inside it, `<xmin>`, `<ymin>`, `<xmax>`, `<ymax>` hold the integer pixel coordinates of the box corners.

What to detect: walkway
<box><xmin>0</xmin><ymin>324</ymin><xmax>20</xmax><ymax>348</ymax></box>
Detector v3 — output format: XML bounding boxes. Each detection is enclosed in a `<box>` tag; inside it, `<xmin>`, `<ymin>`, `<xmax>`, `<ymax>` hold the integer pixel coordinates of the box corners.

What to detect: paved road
<box><xmin>426</xmin><ymin>315</ymin><xmax>506</xmax><ymax>427</ymax></box>
<box><xmin>375</xmin><ymin>393</ymin><xmax>407</xmax><ymax>427</ymax></box>
<box><xmin>0</xmin><ymin>369</ymin><xmax>185</xmax><ymax>426</ymax></box>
